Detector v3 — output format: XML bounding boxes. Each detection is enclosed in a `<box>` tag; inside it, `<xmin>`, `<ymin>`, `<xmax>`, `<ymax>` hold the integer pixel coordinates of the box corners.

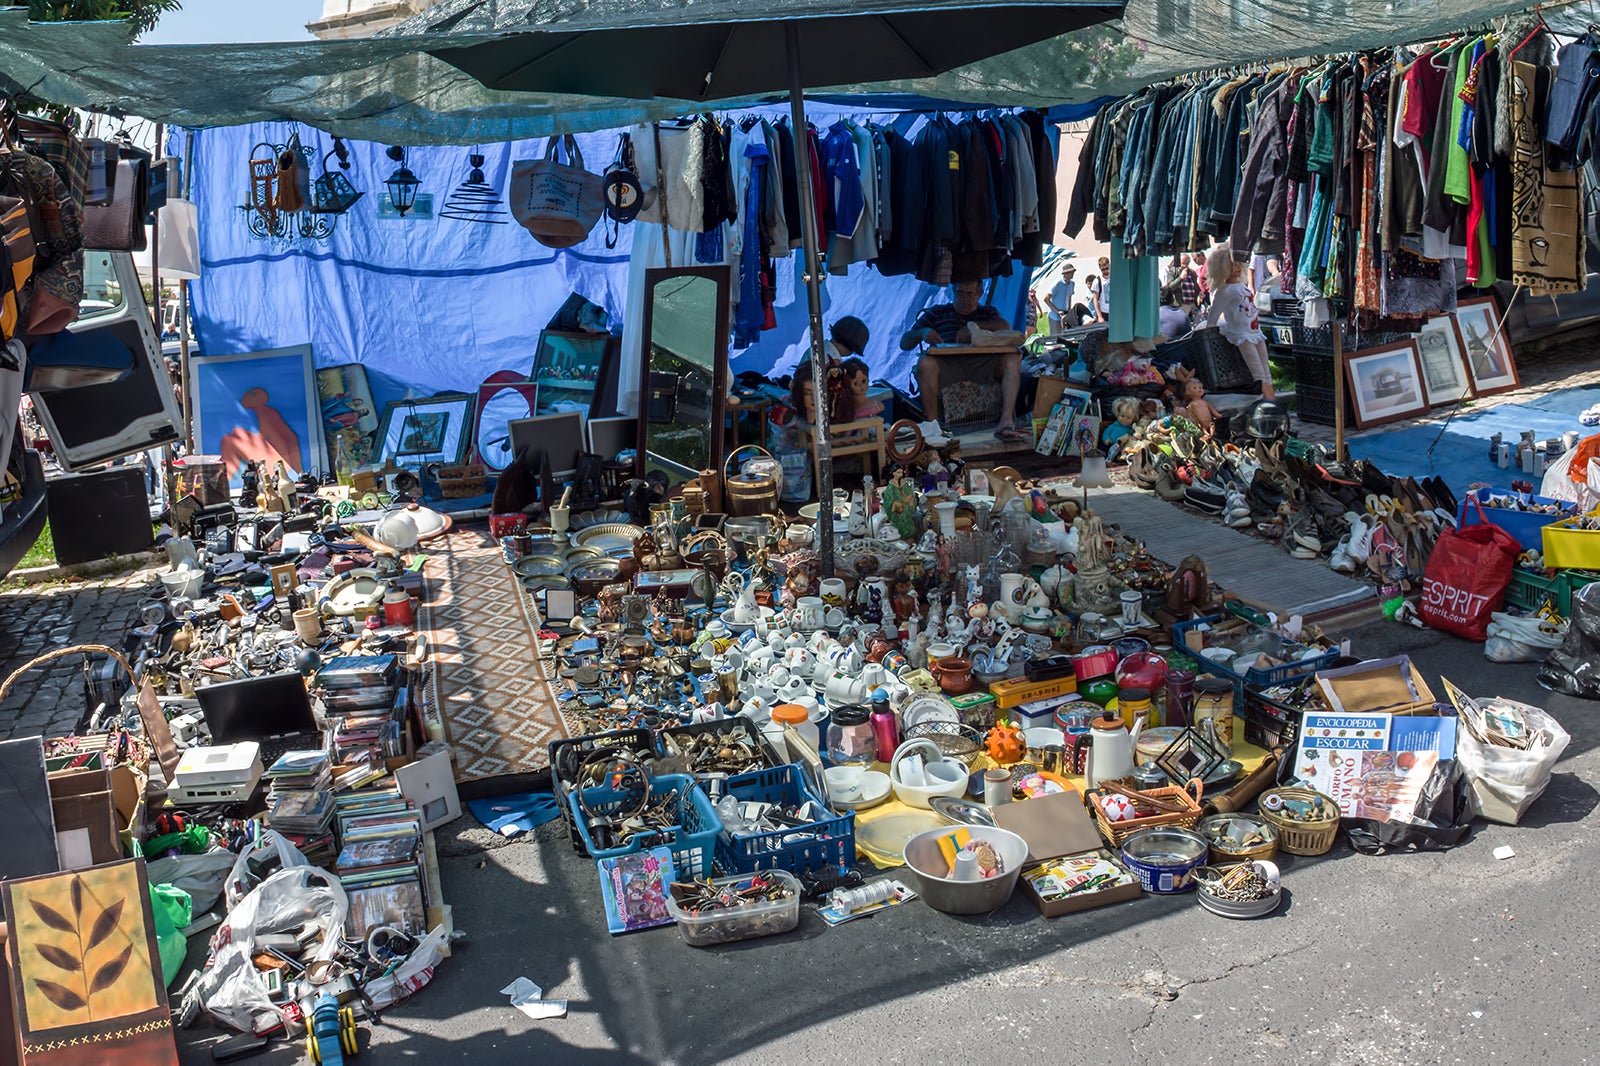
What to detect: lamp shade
<box><xmin>1074</xmin><ymin>455</ymin><xmax>1113</xmax><ymax>489</ymax></box>
<box><xmin>384</xmin><ymin>146</ymin><xmax>420</xmax><ymax>215</ymax></box>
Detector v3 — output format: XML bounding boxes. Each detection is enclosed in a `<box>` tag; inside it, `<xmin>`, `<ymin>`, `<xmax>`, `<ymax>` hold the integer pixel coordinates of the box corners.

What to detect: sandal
<box><xmin>993</xmin><ymin>426</ymin><xmax>1026</xmax><ymax>442</ymax></box>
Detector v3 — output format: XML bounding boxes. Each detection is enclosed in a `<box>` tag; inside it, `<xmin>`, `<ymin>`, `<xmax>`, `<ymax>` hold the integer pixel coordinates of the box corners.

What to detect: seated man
<box><xmin>899</xmin><ymin>280</ymin><xmax>1024</xmax><ymax>441</ymax></box>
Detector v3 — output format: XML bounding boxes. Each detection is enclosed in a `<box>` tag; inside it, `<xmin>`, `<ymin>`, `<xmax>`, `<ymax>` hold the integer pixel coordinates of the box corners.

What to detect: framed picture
<box><xmin>375</xmin><ymin>393</ymin><xmax>474</xmax><ymax>468</ymax></box>
<box><xmin>317</xmin><ymin>364</ymin><xmax>380</xmax><ymax>470</ymax></box>
<box><xmin>1414</xmin><ymin>316</ymin><xmax>1473</xmax><ymax>406</ymax></box>
<box><xmin>1455</xmin><ymin>296</ymin><xmax>1520</xmax><ymax>396</ymax></box>
<box><xmin>190</xmin><ymin>345</ymin><xmax>325</xmax><ymax>483</ymax></box>
<box><xmin>1343</xmin><ymin>340</ymin><xmax>1429</xmax><ymax>429</ymax></box>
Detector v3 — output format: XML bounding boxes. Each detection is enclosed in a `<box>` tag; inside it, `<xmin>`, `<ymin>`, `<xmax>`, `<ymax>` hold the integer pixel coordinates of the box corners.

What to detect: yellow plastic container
<box><xmin>1541</xmin><ymin>511</ymin><xmax>1600</xmax><ymax>570</ymax></box>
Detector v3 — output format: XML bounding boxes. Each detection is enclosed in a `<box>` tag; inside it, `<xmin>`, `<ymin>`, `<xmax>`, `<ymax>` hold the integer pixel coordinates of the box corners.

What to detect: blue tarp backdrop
<box><xmin>182</xmin><ymin>106</ymin><xmax>1059</xmax><ymax>412</ymax></box>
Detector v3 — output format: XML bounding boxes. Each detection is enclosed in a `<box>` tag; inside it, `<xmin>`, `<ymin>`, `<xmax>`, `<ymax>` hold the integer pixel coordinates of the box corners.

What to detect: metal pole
<box><xmin>179</xmin><ymin>279</ymin><xmax>192</xmax><ymax>449</ymax></box>
<box><xmin>1332</xmin><ymin>314</ymin><xmax>1345</xmax><ymax>461</ymax></box>
<box><xmin>785</xmin><ymin>21</ymin><xmax>836</xmax><ymax>578</ymax></box>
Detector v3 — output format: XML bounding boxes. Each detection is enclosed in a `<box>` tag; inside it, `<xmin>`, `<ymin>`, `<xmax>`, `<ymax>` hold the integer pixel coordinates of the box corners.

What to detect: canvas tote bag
<box><xmin>510</xmin><ymin>136</ymin><xmax>605</xmax><ymax>248</ymax></box>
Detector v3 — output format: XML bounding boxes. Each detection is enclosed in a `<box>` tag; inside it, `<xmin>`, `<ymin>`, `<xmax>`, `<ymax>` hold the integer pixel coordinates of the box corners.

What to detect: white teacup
<box><xmin>787</xmin><ymin>524</ymin><xmax>815</xmax><ymax>547</ymax></box>
<box><xmin>797</xmin><ymin>596</ymin><xmax>826</xmax><ymax>631</ymax></box>
<box><xmin>927</xmin><ymin>641</ymin><xmax>957</xmax><ymax>662</ymax></box>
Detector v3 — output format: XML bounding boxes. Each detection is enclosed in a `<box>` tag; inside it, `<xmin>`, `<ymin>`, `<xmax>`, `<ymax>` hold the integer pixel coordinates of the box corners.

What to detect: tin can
<box><xmin>1073</xmin><ymin>645</ymin><xmax>1118</xmax><ymax>684</ymax></box>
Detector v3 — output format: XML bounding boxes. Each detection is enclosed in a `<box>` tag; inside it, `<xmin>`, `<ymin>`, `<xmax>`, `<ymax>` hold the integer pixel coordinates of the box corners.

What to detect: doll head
<box><xmin>1182</xmin><ymin>377</ymin><xmax>1207</xmax><ymax>402</ymax></box>
<box><xmin>842</xmin><ymin>356</ymin><xmax>871</xmax><ymax>405</ymax></box>
<box><xmin>1206</xmin><ymin>243</ymin><xmax>1241</xmax><ymax>287</ymax></box>
<box><xmin>1111</xmin><ymin>396</ymin><xmax>1140</xmax><ymax>426</ymax></box>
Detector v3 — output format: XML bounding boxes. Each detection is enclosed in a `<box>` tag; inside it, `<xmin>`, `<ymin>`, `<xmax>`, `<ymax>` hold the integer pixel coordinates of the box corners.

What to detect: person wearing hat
<box><xmin>1043</xmin><ymin>262</ymin><xmax>1081</xmax><ymax>335</ymax></box>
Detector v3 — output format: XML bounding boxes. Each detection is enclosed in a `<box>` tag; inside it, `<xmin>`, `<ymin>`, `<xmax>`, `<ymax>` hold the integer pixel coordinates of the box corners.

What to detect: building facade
<box><xmin>307</xmin><ymin>0</ymin><xmax>446</xmax><ymax>40</ymax></box>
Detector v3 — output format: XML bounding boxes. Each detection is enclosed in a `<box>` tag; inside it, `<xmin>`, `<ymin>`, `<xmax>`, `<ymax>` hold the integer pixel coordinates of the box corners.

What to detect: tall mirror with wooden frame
<box><xmin>635</xmin><ymin>266</ymin><xmax>730</xmax><ymax>481</ymax></box>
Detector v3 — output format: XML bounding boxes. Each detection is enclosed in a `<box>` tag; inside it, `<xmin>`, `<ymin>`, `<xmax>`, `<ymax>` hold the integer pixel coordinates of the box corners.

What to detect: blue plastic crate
<box><xmin>1171</xmin><ymin>614</ymin><xmax>1338</xmax><ymax>697</ymax></box>
<box><xmin>570</xmin><ymin>773</ymin><xmax>721</xmax><ymax>877</ymax></box>
<box><xmin>715</xmin><ymin>764</ymin><xmax>856</xmax><ymax>876</ymax></box>
<box><xmin>1459</xmin><ymin>487</ymin><xmax>1578</xmax><ymax>553</ymax></box>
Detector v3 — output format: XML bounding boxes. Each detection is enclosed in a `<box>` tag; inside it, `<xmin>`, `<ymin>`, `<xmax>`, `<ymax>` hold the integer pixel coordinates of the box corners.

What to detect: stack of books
<box><xmin>266</xmin><ymin>789</ymin><xmax>336</xmax><ymax>866</ymax></box>
<box><xmin>319</xmin><ymin>655</ymin><xmax>400</xmax><ymax>717</ymax></box>
<box><xmin>335</xmin><ymin>794</ymin><xmax>427</xmax><ymax>937</ymax></box>
<box><xmin>265</xmin><ymin>750</ymin><xmax>332</xmax><ymax>792</ymax></box>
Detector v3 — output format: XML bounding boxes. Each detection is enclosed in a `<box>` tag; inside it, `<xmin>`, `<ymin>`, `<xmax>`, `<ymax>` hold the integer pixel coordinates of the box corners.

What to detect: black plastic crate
<box><xmin>657</xmin><ymin>716</ymin><xmax>786</xmax><ymax>778</ymax></box>
<box><xmin>1181</xmin><ymin>329</ymin><xmax>1258</xmax><ymax>392</ymax></box>
<box><xmin>1242</xmin><ymin>687</ymin><xmax>1306</xmax><ymax>750</ymax></box>
<box><xmin>549</xmin><ymin>727</ymin><xmax>659</xmax><ymax>855</ymax></box>
<box><xmin>1293</xmin><ymin>323</ymin><xmax>1410</xmax><ymax>354</ymax></box>
<box><xmin>1295</xmin><ymin>384</ymin><xmax>1356</xmax><ymax>427</ymax></box>
<box><xmin>1292</xmin><ymin>350</ymin><xmax>1337</xmax><ymax>390</ymax></box>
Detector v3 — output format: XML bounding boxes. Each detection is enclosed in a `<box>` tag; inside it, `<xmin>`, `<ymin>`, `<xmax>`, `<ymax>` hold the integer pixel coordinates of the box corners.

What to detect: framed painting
<box><xmin>1343</xmin><ymin>340</ymin><xmax>1429</xmax><ymax>429</ymax></box>
<box><xmin>316</xmin><ymin>363</ymin><xmax>380</xmax><ymax>470</ymax></box>
<box><xmin>3</xmin><ymin>859</ymin><xmax>179</xmax><ymax>1065</ymax></box>
<box><xmin>1455</xmin><ymin>296</ymin><xmax>1521</xmax><ymax>396</ymax></box>
<box><xmin>190</xmin><ymin>345</ymin><xmax>325</xmax><ymax>483</ymax></box>
<box><xmin>375</xmin><ymin>393</ymin><xmax>474</xmax><ymax>468</ymax></box>
<box><xmin>1414</xmin><ymin>315</ymin><xmax>1473</xmax><ymax>406</ymax></box>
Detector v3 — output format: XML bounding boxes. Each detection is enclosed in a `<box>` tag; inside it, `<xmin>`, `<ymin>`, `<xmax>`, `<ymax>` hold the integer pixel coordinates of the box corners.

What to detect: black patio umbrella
<box><xmin>427</xmin><ymin>0</ymin><xmax>1123</xmax><ymax>572</ymax></box>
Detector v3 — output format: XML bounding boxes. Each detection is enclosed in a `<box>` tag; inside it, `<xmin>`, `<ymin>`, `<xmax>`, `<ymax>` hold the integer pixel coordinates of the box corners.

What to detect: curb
<box><xmin>9</xmin><ymin>550</ymin><xmax>163</xmax><ymax>586</ymax></box>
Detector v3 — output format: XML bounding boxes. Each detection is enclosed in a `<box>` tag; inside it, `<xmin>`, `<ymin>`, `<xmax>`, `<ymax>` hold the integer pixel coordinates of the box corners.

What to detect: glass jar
<box><xmin>826</xmin><ymin>706</ymin><xmax>877</xmax><ymax>766</ymax></box>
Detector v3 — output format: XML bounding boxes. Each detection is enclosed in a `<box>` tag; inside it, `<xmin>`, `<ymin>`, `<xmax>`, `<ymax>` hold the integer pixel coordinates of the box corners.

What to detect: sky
<box><xmin>142</xmin><ymin>0</ymin><xmax>321</xmax><ymax>44</ymax></box>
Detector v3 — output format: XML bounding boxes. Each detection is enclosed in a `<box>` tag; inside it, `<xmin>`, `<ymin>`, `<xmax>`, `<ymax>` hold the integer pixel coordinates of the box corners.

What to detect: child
<box><xmin>843</xmin><ymin>357</ymin><xmax>883</xmax><ymax>420</ymax></box>
<box><xmin>1204</xmin><ymin>244</ymin><xmax>1275</xmax><ymax>399</ymax></box>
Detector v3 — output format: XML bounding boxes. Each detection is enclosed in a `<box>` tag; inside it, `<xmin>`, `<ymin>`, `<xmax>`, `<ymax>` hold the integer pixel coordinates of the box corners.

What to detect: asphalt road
<box><xmin>175</xmin><ymin>617</ymin><xmax>1600</xmax><ymax>1065</ymax></box>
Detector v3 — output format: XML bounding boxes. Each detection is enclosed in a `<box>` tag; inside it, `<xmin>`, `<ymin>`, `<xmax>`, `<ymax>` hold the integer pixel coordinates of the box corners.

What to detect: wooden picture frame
<box><xmin>1343</xmin><ymin>339</ymin><xmax>1429</xmax><ymax>429</ymax></box>
<box><xmin>1414</xmin><ymin>315</ymin><xmax>1473</xmax><ymax>406</ymax></box>
<box><xmin>1455</xmin><ymin>296</ymin><xmax>1520</xmax><ymax>396</ymax></box>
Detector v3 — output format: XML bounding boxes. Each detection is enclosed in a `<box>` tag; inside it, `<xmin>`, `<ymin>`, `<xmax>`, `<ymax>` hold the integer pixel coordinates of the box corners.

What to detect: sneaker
<box><xmin>1329</xmin><ymin>532</ymin><xmax>1357</xmax><ymax>572</ymax></box>
<box><xmin>1185</xmin><ymin>478</ymin><xmax>1228</xmax><ymax>515</ymax></box>
<box><xmin>1223</xmin><ymin>490</ymin><xmax>1253</xmax><ymax>528</ymax></box>
<box><xmin>1344</xmin><ymin>512</ymin><xmax>1373</xmax><ymax>565</ymax></box>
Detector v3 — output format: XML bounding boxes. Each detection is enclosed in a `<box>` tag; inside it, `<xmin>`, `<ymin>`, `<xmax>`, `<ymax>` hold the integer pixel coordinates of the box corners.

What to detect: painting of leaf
<box><xmin>33</xmin><ymin>944</ymin><xmax>79</xmax><ymax>973</ymax></box>
<box><xmin>87</xmin><ymin>897</ymin><xmax>124</xmax><ymax>949</ymax></box>
<box><xmin>32</xmin><ymin>979</ymin><xmax>85</xmax><ymax>1013</ymax></box>
<box><xmin>29</xmin><ymin>900</ymin><xmax>73</xmax><ymax>933</ymax></box>
<box><xmin>90</xmin><ymin>943</ymin><xmax>133</xmax><ymax>994</ymax></box>
<box><xmin>5</xmin><ymin>859</ymin><xmax>160</xmax><ymax>1034</ymax></box>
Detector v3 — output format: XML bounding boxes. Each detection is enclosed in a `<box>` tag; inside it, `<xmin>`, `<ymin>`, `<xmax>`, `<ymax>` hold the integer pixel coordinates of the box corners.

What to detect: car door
<box><xmin>26</xmin><ymin>249</ymin><xmax>182</xmax><ymax>471</ymax></box>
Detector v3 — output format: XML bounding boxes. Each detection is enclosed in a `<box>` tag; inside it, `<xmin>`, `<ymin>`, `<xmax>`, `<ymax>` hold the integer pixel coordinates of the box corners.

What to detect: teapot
<box><xmin>1086</xmin><ymin>710</ymin><xmax>1147</xmax><ymax>789</ymax></box>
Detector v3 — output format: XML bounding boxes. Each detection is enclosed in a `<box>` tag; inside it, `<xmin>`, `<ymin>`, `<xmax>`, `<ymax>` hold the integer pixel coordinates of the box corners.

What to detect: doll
<box><xmin>1101</xmin><ymin>396</ymin><xmax>1140</xmax><ymax>459</ymax></box>
<box><xmin>1204</xmin><ymin>243</ymin><xmax>1275</xmax><ymax>398</ymax></box>
<box><xmin>1174</xmin><ymin>377</ymin><xmax>1224</xmax><ymax>437</ymax></box>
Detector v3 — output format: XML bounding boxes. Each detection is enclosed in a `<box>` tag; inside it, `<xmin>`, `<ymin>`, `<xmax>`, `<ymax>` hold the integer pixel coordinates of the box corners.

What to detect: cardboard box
<box><xmin>1019</xmin><ymin>850</ymin><xmax>1143</xmax><ymax>917</ymax></box>
<box><xmin>111</xmin><ymin>764</ymin><xmax>146</xmax><ymax>855</ymax></box>
<box><xmin>1034</xmin><ymin>373</ymin><xmax>1069</xmax><ymax>422</ymax></box>
<box><xmin>47</xmin><ymin>767</ymin><xmax>120</xmax><ymax>869</ymax></box>
<box><xmin>1314</xmin><ymin>655</ymin><xmax>1436</xmax><ymax>717</ymax></box>
<box><xmin>989</xmin><ymin>675</ymin><xmax>1078</xmax><ymax>709</ymax></box>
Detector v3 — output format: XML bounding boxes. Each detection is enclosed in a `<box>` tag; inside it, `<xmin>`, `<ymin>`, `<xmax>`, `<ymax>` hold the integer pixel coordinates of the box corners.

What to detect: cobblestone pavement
<box><xmin>0</xmin><ymin>562</ymin><xmax>164</xmax><ymax>741</ymax></box>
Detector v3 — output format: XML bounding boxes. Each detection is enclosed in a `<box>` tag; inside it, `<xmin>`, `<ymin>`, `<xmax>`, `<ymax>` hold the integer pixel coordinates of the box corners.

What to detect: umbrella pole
<box><xmin>786</xmin><ymin>22</ymin><xmax>836</xmax><ymax>578</ymax></box>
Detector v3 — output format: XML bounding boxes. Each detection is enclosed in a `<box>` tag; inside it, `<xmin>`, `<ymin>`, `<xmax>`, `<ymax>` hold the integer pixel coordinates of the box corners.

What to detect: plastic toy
<box><xmin>305</xmin><ymin>992</ymin><xmax>358</xmax><ymax>1064</ymax></box>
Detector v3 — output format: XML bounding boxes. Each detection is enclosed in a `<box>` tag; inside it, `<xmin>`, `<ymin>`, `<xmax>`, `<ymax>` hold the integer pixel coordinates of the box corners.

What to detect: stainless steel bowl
<box><xmin>901</xmin><ymin>825</ymin><xmax>1029</xmax><ymax>914</ymax></box>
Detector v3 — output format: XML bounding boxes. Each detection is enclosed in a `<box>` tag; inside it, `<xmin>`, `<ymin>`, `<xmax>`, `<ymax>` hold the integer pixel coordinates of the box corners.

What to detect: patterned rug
<box><xmin>420</xmin><ymin>530</ymin><xmax>571</xmax><ymax>782</ymax></box>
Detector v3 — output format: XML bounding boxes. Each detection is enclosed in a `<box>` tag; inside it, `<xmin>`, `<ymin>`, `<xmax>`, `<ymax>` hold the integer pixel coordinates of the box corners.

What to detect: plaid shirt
<box><xmin>1179</xmin><ymin>269</ymin><xmax>1201</xmax><ymax>306</ymax></box>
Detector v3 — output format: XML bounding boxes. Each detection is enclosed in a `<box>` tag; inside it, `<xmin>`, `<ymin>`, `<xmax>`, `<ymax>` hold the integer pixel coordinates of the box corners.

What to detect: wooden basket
<box><xmin>1257</xmin><ymin>786</ymin><xmax>1339</xmax><ymax>856</ymax></box>
<box><xmin>1086</xmin><ymin>778</ymin><xmax>1204</xmax><ymax>848</ymax></box>
<box><xmin>723</xmin><ymin>446</ymin><xmax>779</xmax><ymax>517</ymax></box>
<box><xmin>437</xmin><ymin>463</ymin><xmax>488</xmax><ymax>499</ymax></box>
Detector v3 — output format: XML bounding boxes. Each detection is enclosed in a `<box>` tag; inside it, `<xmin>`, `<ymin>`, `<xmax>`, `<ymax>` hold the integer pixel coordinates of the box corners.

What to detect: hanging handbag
<box><xmin>81</xmin><ymin>156</ymin><xmax>148</xmax><ymax>252</ymax></box>
<box><xmin>510</xmin><ymin>135</ymin><xmax>605</xmax><ymax>249</ymax></box>
<box><xmin>1419</xmin><ymin>496</ymin><xmax>1521</xmax><ymax>641</ymax></box>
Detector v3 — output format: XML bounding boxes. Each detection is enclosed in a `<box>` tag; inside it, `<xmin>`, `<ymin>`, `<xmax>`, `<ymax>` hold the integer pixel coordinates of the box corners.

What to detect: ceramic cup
<box><xmin>1119</xmin><ymin>590</ymin><xmax>1143</xmax><ymax>627</ymax></box>
<box><xmin>927</xmin><ymin>641</ymin><xmax>957</xmax><ymax>662</ymax></box>
<box><xmin>797</xmin><ymin>596</ymin><xmax>826</xmax><ymax>631</ymax></box>
<box><xmin>293</xmin><ymin>608</ymin><xmax>322</xmax><ymax>644</ymax></box>
<box><xmin>787</xmin><ymin>523</ymin><xmax>815</xmax><ymax>547</ymax></box>
<box><xmin>824</xmin><ymin>607</ymin><xmax>847</xmax><ymax>629</ymax></box>
<box><xmin>819</xmin><ymin>578</ymin><xmax>848</xmax><ymax>606</ymax></box>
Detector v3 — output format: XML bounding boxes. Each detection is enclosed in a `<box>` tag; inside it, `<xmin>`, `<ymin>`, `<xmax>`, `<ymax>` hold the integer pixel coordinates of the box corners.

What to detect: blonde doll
<box><xmin>1204</xmin><ymin>244</ymin><xmax>1275</xmax><ymax>399</ymax></box>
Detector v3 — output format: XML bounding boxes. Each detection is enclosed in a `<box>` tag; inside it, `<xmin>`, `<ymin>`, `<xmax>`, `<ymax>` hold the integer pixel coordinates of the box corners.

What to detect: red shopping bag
<box><xmin>1420</xmin><ymin>498</ymin><xmax>1522</xmax><ymax>641</ymax></box>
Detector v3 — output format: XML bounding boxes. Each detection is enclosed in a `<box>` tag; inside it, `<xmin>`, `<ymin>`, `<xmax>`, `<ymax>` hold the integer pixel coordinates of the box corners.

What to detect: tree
<box><xmin>23</xmin><ymin>0</ymin><xmax>181</xmax><ymax>38</ymax></box>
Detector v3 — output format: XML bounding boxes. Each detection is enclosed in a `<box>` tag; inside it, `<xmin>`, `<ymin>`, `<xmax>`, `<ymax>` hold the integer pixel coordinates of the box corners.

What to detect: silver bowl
<box><xmin>901</xmin><ymin>825</ymin><xmax>1029</xmax><ymax>914</ymax></box>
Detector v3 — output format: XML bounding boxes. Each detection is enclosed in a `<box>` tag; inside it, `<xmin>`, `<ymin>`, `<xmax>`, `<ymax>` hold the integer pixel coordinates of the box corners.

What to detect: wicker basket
<box><xmin>1195</xmin><ymin>812</ymin><xmax>1279</xmax><ymax>865</ymax></box>
<box><xmin>1256</xmin><ymin>786</ymin><xmax>1339</xmax><ymax>856</ymax></box>
<box><xmin>1086</xmin><ymin>778</ymin><xmax>1204</xmax><ymax>848</ymax></box>
<box><xmin>437</xmin><ymin>463</ymin><xmax>489</xmax><ymax>498</ymax></box>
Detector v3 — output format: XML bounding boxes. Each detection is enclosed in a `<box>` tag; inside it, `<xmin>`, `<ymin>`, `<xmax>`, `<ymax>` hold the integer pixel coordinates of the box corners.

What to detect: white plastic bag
<box><xmin>364</xmin><ymin>924</ymin><xmax>449</xmax><ymax>1011</ymax></box>
<box><xmin>1484</xmin><ymin>611</ymin><xmax>1567</xmax><ymax>663</ymax></box>
<box><xmin>1455</xmin><ymin>698</ymin><xmax>1571</xmax><ymax>825</ymax></box>
<box><xmin>199</xmin><ymin>864</ymin><xmax>349</xmax><ymax>1032</ymax></box>
<box><xmin>222</xmin><ymin>830</ymin><xmax>310</xmax><ymax>911</ymax></box>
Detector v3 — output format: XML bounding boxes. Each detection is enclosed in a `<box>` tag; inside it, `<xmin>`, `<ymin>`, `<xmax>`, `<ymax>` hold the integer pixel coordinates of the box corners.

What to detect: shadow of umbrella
<box><xmin>424</xmin><ymin>0</ymin><xmax>1123</xmax><ymax>573</ymax></box>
